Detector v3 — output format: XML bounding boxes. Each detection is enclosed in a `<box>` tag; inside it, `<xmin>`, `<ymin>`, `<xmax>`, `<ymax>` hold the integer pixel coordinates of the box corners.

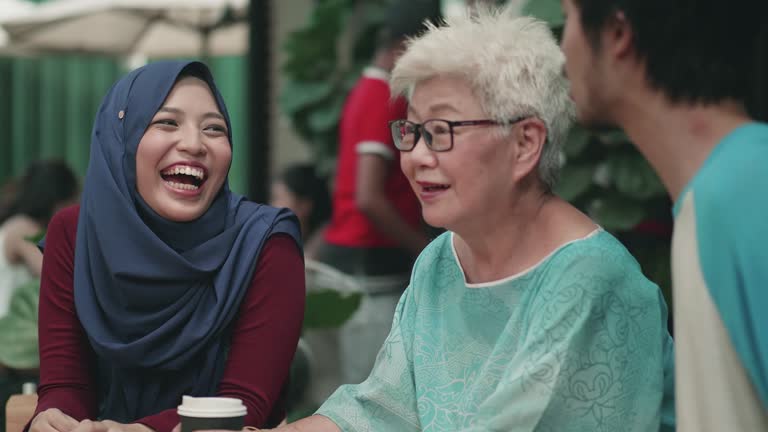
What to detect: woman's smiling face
<box><xmin>400</xmin><ymin>75</ymin><xmax>523</xmax><ymax>233</ymax></box>
<box><xmin>135</xmin><ymin>76</ymin><xmax>231</xmax><ymax>222</ymax></box>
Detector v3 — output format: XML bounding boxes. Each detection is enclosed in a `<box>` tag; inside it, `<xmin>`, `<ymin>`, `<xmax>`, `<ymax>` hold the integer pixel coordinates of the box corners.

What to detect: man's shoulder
<box><xmin>346</xmin><ymin>73</ymin><xmax>405</xmax><ymax>118</ymax></box>
<box><xmin>692</xmin><ymin>122</ymin><xmax>768</xmax><ymax>212</ymax></box>
<box><xmin>702</xmin><ymin>122</ymin><xmax>768</xmax><ymax>177</ymax></box>
<box><xmin>349</xmin><ymin>74</ymin><xmax>391</xmax><ymax>101</ymax></box>
<box><xmin>677</xmin><ymin>123</ymin><xmax>768</xmax><ymax>271</ymax></box>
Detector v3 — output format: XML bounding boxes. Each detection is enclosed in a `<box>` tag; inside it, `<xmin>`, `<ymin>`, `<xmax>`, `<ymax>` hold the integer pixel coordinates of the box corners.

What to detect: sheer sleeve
<box><xmin>316</xmin><ymin>286</ymin><xmax>420</xmax><ymax>432</ymax></box>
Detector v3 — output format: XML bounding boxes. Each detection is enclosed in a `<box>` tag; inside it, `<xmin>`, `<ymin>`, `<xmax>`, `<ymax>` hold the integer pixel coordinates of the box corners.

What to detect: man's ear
<box><xmin>512</xmin><ymin>118</ymin><xmax>547</xmax><ymax>182</ymax></box>
<box><xmin>603</xmin><ymin>10</ymin><xmax>635</xmax><ymax>60</ymax></box>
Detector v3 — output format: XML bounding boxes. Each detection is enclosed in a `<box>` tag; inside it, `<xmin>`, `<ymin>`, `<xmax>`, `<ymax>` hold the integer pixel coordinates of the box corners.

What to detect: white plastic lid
<box><xmin>177</xmin><ymin>396</ymin><xmax>247</xmax><ymax>418</ymax></box>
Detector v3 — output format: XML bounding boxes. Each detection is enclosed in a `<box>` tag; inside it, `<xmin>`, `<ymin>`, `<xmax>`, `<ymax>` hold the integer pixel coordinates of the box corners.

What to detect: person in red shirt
<box><xmin>29</xmin><ymin>61</ymin><xmax>304</xmax><ymax>432</ymax></box>
<box><xmin>317</xmin><ymin>0</ymin><xmax>440</xmax><ymax>385</ymax></box>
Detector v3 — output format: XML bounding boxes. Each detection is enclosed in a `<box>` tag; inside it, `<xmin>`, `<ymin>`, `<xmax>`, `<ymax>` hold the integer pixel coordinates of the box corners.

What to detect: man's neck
<box><xmin>614</xmin><ymin>92</ymin><xmax>752</xmax><ymax>201</ymax></box>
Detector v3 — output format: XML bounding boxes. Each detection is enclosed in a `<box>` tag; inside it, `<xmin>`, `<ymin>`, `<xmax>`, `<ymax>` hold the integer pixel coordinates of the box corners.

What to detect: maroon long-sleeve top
<box><xmin>33</xmin><ymin>205</ymin><xmax>305</xmax><ymax>432</ymax></box>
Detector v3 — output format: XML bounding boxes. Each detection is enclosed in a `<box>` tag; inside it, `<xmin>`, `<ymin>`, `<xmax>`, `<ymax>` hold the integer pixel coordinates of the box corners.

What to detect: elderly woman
<box><xmin>268</xmin><ymin>8</ymin><xmax>675</xmax><ymax>432</ymax></box>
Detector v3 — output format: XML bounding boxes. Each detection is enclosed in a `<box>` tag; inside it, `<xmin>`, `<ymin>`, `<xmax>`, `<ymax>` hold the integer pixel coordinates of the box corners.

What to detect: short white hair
<box><xmin>391</xmin><ymin>7</ymin><xmax>574</xmax><ymax>189</ymax></box>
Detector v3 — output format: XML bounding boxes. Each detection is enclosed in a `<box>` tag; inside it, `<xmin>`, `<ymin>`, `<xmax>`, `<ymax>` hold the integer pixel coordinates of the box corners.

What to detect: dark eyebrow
<box><xmin>157</xmin><ymin>106</ymin><xmax>226</xmax><ymax>122</ymax></box>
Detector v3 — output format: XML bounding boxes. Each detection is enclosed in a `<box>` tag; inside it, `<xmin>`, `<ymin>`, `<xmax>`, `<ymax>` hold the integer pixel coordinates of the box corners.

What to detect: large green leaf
<box><xmin>588</xmin><ymin>195</ymin><xmax>647</xmax><ymax>230</ymax></box>
<box><xmin>598</xmin><ymin>129</ymin><xmax>630</xmax><ymax>146</ymax></box>
<box><xmin>281</xmin><ymin>0</ymin><xmax>350</xmax><ymax>80</ymax></box>
<box><xmin>25</xmin><ymin>229</ymin><xmax>46</xmax><ymax>244</ymax></box>
<box><xmin>282</xmin><ymin>29</ymin><xmax>338</xmax><ymax>80</ymax></box>
<box><xmin>279</xmin><ymin>80</ymin><xmax>335</xmax><ymax>116</ymax></box>
<box><xmin>563</xmin><ymin>125</ymin><xmax>591</xmax><ymax>157</ymax></box>
<box><xmin>307</xmin><ymin>94</ymin><xmax>346</xmax><ymax>132</ymax></box>
<box><xmin>607</xmin><ymin>154</ymin><xmax>666</xmax><ymax>200</ymax></box>
<box><xmin>555</xmin><ymin>162</ymin><xmax>595</xmax><ymax>201</ymax></box>
<box><xmin>303</xmin><ymin>289</ymin><xmax>362</xmax><ymax>330</ymax></box>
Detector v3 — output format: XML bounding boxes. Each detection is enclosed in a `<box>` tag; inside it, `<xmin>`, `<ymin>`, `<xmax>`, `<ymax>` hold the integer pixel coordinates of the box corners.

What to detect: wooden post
<box><xmin>247</xmin><ymin>0</ymin><xmax>272</xmax><ymax>203</ymax></box>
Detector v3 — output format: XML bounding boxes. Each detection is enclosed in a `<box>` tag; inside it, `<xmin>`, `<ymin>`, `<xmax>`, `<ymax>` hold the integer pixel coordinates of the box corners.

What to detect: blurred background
<box><xmin>0</xmin><ymin>0</ymin><xmax>766</xmax><ymax>422</ymax></box>
<box><xmin>0</xmin><ymin>0</ymin><xmax>682</xmax><ymax>299</ymax></box>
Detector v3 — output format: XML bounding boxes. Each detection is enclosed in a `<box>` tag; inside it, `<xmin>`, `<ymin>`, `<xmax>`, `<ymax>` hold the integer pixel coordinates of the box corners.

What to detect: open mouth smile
<box><xmin>416</xmin><ymin>181</ymin><xmax>451</xmax><ymax>201</ymax></box>
<box><xmin>160</xmin><ymin>163</ymin><xmax>208</xmax><ymax>192</ymax></box>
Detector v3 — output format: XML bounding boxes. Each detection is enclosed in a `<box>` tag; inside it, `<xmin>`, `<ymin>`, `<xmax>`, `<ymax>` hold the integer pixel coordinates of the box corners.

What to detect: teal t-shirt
<box><xmin>672</xmin><ymin>122</ymin><xmax>768</xmax><ymax>420</ymax></box>
<box><xmin>317</xmin><ymin>229</ymin><xmax>675</xmax><ymax>431</ymax></box>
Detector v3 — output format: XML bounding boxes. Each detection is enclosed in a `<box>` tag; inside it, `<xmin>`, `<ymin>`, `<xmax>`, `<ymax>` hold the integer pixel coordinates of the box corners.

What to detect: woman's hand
<box><xmin>69</xmin><ymin>420</ymin><xmax>154</xmax><ymax>432</ymax></box>
<box><xmin>29</xmin><ymin>409</ymin><xmax>80</xmax><ymax>432</ymax></box>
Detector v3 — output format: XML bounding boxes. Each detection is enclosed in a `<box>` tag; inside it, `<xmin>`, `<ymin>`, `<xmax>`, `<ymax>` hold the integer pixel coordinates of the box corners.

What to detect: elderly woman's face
<box><xmin>136</xmin><ymin>77</ymin><xmax>232</xmax><ymax>222</ymax></box>
<box><xmin>401</xmin><ymin>76</ymin><xmax>520</xmax><ymax>231</ymax></box>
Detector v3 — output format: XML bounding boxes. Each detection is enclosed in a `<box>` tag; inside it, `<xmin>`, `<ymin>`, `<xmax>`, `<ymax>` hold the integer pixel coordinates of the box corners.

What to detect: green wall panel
<box><xmin>210</xmin><ymin>56</ymin><xmax>249</xmax><ymax>195</ymax></box>
<box><xmin>1</xmin><ymin>55</ymin><xmax>248</xmax><ymax>198</ymax></box>
<box><xmin>0</xmin><ymin>59</ymin><xmax>13</xmax><ymax>183</ymax></box>
<box><xmin>10</xmin><ymin>59</ymin><xmax>41</xmax><ymax>178</ymax></box>
<box><xmin>1</xmin><ymin>56</ymin><xmax>121</xmax><ymax>185</ymax></box>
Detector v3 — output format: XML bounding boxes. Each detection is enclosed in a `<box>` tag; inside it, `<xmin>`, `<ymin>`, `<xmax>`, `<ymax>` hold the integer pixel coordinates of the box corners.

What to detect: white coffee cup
<box><xmin>177</xmin><ymin>396</ymin><xmax>247</xmax><ymax>432</ymax></box>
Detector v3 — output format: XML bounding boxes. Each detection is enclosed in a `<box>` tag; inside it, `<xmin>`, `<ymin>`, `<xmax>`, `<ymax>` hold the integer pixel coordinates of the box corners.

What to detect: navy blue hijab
<box><xmin>72</xmin><ymin>60</ymin><xmax>301</xmax><ymax>422</ymax></box>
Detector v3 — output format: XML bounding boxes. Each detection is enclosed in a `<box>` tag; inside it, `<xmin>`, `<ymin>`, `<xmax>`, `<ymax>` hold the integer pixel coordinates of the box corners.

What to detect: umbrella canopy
<box><xmin>0</xmin><ymin>0</ymin><xmax>37</xmax><ymax>55</ymax></box>
<box><xmin>0</xmin><ymin>0</ymin><xmax>248</xmax><ymax>58</ymax></box>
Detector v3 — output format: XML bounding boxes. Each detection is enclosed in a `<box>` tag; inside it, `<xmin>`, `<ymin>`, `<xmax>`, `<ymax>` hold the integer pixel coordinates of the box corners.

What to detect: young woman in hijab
<box><xmin>29</xmin><ymin>61</ymin><xmax>305</xmax><ymax>432</ymax></box>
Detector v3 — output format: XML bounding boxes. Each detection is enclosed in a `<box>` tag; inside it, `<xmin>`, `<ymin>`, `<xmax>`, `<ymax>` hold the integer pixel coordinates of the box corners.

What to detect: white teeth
<box><xmin>161</xmin><ymin>165</ymin><xmax>205</xmax><ymax>180</ymax></box>
<box><xmin>165</xmin><ymin>180</ymin><xmax>199</xmax><ymax>191</ymax></box>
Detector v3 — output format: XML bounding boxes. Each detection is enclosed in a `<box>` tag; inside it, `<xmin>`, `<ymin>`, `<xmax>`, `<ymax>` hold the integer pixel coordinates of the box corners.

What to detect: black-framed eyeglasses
<box><xmin>388</xmin><ymin>116</ymin><xmax>529</xmax><ymax>152</ymax></box>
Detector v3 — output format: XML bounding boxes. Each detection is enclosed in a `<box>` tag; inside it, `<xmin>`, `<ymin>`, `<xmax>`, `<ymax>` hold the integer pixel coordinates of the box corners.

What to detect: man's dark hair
<box><xmin>378</xmin><ymin>0</ymin><xmax>442</xmax><ymax>48</ymax></box>
<box><xmin>573</xmin><ymin>0</ymin><xmax>766</xmax><ymax>107</ymax></box>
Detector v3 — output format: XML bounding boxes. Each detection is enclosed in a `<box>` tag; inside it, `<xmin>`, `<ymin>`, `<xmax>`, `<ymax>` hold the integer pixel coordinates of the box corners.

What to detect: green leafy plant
<box><xmin>304</xmin><ymin>290</ymin><xmax>363</xmax><ymax>330</ymax></box>
<box><xmin>25</xmin><ymin>230</ymin><xmax>46</xmax><ymax>245</ymax></box>
<box><xmin>280</xmin><ymin>0</ymin><xmax>389</xmax><ymax>175</ymax></box>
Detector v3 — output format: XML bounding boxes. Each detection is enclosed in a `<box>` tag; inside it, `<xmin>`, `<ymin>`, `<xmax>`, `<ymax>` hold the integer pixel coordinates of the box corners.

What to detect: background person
<box><xmin>0</xmin><ymin>160</ymin><xmax>78</xmax><ymax>318</ymax></box>
<box><xmin>316</xmin><ymin>0</ymin><xmax>440</xmax><ymax>385</ymax></box>
<box><xmin>0</xmin><ymin>160</ymin><xmax>79</xmax><ymax>430</ymax></box>
<box><xmin>270</xmin><ymin>163</ymin><xmax>331</xmax><ymax>260</ymax></box>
